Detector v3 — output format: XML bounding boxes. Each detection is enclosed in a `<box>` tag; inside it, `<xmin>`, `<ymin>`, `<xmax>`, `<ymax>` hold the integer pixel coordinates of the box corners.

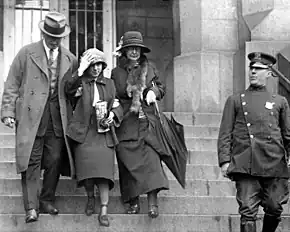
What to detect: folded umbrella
<box><xmin>145</xmin><ymin>103</ymin><xmax>188</xmax><ymax>188</ymax></box>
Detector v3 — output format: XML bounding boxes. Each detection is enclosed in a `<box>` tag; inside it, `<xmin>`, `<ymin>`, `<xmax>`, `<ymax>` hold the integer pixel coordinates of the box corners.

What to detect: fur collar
<box><xmin>126</xmin><ymin>58</ymin><xmax>148</xmax><ymax>113</ymax></box>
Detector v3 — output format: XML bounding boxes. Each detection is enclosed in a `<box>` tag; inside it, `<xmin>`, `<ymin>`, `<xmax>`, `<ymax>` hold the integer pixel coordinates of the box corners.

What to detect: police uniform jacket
<box><xmin>217</xmin><ymin>85</ymin><xmax>290</xmax><ymax>178</ymax></box>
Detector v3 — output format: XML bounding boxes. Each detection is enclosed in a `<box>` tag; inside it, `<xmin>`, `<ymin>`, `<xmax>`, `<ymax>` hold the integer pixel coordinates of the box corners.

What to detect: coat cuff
<box><xmin>218</xmin><ymin>156</ymin><xmax>231</xmax><ymax>168</ymax></box>
<box><xmin>112</xmin><ymin>106</ymin><xmax>123</xmax><ymax>128</ymax></box>
<box><xmin>1</xmin><ymin>108</ymin><xmax>15</xmax><ymax>122</ymax></box>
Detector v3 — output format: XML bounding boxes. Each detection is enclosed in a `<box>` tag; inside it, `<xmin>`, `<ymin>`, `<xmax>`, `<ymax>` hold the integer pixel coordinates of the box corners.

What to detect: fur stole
<box><xmin>126</xmin><ymin>60</ymin><xmax>148</xmax><ymax>113</ymax></box>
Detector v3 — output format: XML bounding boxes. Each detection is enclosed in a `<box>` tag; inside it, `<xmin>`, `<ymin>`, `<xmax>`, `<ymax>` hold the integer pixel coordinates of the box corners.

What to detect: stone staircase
<box><xmin>1</xmin><ymin>112</ymin><xmax>290</xmax><ymax>232</ymax></box>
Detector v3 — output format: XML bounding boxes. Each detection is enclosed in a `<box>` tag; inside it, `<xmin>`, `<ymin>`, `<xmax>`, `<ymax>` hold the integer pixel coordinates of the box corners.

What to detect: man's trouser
<box><xmin>21</xmin><ymin>127</ymin><xmax>64</xmax><ymax>211</ymax></box>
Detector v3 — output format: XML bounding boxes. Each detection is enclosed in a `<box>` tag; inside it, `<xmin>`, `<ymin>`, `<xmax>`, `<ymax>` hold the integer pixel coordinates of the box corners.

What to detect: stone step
<box><xmin>0</xmin><ymin>162</ymin><xmax>224</xmax><ymax>180</ymax></box>
<box><xmin>163</xmin><ymin>112</ymin><xmax>195</xmax><ymax>125</ymax></box>
<box><xmin>186</xmin><ymin>137</ymin><xmax>217</xmax><ymax>150</ymax></box>
<box><xmin>2</xmin><ymin>214</ymin><xmax>287</xmax><ymax>232</ymax></box>
<box><xmin>190</xmin><ymin>125</ymin><xmax>219</xmax><ymax>138</ymax></box>
<box><xmin>0</xmin><ymin>113</ymin><xmax>222</xmax><ymax>134</ymax></box>
<box><xmin>193</xmin><ymin>113</ymin><xmax>222</xmax><ymax>126</ymax></box>
<box><xmin>0</xmin><ymin>148</ymin><xmax>219</xmax><ymax>165</ymax></box>
<box><xmin>188</xmin><ymin>150</ymin><xmax>218</xmax><ymax>165</ymax></box>
<box><xmin>0</xmin><ymin>113</ymin><xmax>195</xmax><ymax>133</ymax></box>
<box><xmin>0</xmin><ymin>124</ymin><xmax>219</xmax><ymax>143</ymax></box>
<box><xmin>0</xmin><ymin>195</ymin><xmax>287</xmax><ymax>215</ymax></box>
<box><xmin>0</xmin><ymin>135</ymin><xmax>218</xmax><ymax>151</ymax></box>
<box><xmin>0</xmin><ymin>178</ymin><xmax>235</xmax><ymax>197</ymax></box>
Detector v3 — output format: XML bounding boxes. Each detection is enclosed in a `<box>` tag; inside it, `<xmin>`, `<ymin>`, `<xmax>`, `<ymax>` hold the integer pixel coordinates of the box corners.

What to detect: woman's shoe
<box><xmin>98</xmin><ymin>204</ymin><xmax>110</xmax><ymax>227</ymax></box>
<box><xmin>148</xmin><ymin>205</ymin><xmax>159</xmax><ymax>218</ymax></box>
<box><xmin>127</xmin><ymin>203</ymin><xmax>140</xmax><ymax>214</ymax></box>
<box><xmin>85</xmin><ymin>196</ymin><xmax>95</xmax><ymax>216</ymax></box>
<box><xmin>127</xmin><ymin>197</ymin><xmax>140</xmax><ymax>214</ymax></box>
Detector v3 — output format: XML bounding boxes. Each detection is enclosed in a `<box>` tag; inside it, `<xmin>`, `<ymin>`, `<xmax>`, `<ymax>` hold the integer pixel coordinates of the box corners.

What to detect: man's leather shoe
<box><xmin>40</xmin><ymin>202</ymin><xmax>59</xmax><ymax>215</ymax></box>
<box><xmin>25</xmin><ymin>209</ymin><xmax>38</xmax><ymax>223</ymax></box>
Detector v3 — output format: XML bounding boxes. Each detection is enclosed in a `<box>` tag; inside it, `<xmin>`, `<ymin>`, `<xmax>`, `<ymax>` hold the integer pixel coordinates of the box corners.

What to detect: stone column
<box><xmin>173</xmin><ymin>0</ymin><xmax>245</xmax><ymax>113</ymax></box>
<box><xmin>243</xmin><ymin>0</ymin><xmax>290</xmax><ymax>92</ymax></box>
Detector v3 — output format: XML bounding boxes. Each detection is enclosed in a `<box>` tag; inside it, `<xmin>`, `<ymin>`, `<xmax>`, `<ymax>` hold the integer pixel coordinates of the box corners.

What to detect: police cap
<box><xmin>248</xmin><ymin>52</ymin><xmax>276</xmax><ymax>69</ymax></box>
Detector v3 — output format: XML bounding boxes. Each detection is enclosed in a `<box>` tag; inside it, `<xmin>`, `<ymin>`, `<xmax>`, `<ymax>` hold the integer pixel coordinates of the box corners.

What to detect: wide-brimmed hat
<box><xmin>83</xmin><ymin>48</ymin><xmax>107</xmax><ymax>69</ymax></box>
<box><xmin>117</xmin><ymin>31</ymin><xmax>151</xmax><ymax>53</ymax></box>
<box><xmin>39</xmin><ymin>11</ymin><xmax>70</xmax><ymax>38</ymax></box>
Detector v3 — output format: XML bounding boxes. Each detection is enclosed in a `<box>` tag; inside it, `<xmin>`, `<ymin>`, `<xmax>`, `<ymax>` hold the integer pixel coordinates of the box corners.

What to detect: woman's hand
<box><xmin>77</xmin><ymin>51</ymin><xmax>95</xmax><ymax>76</ymax></box>
<box><xmin>3</xmin><ymin>117</ymin><xmax>15</xmax><ymax>129</ymax></box>
<box><xmin>146</xmin><ymin>90</ymin><xmax>156</xmax><ymax>105</ymax></box>
<box><xmin>106</xmin><ymin>111</ymin><xmax>115</xmax><ymax>124</ymax></box>
<box><xmin>221</xmin><ymin>162</ymin><xmax>230</xmax><ymax>178</ymax></box>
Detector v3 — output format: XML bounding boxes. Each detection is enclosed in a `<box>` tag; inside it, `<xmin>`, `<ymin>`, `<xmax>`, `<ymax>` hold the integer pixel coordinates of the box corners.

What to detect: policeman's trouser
<box><xmin>234</xmin><ymin>174</ymin><xmax>289</xmax><ymax>232</ymax></box>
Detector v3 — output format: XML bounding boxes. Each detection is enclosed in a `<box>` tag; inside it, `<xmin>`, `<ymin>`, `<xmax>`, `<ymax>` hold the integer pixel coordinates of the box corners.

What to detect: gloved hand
<box><xmin>146</xmin><ymin>90</ymin><xmax>156</xmax><ymax>105</ymax></box>
<box><xmin>77</xmin><ymin>50</ymin><xmax>95</xmax><ymax>76</ymax></box>
<box><xmin>221</xmin><ymin>162</ymin><xmax>230</xmax><ymax>178</ymax></box>
<box><xmin>3</xmin><ymin>117</ymin><xmax>16</xmax><ymax>129</ymax></box>
<box><xmin>99</xmin><ymin>112</ymin><xmax>115</xmax><ymax>129</ymax></box>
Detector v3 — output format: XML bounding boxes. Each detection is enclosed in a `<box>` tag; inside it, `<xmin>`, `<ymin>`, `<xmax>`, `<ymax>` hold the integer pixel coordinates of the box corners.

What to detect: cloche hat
<box><xmin>117</xmin><ymin>31</ymin><xmax>151</xmax><ymax>53</ymax></box>
<box><xmin>83</xmin><ymin>48</ymin><xmax>107</xmax><ymax>69</ymax></box>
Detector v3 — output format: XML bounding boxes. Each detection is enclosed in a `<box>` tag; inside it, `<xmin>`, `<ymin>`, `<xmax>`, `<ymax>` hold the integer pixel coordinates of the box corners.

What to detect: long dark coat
<box><xmin>1</xmin><ymin>41</ymin><xmax>78</xmax><ymax>177</ymax></box>
<box><xmin>111</xmin><ymin>56</ymin><xmax>169</xmax><ymax>202</ymax></box>
<box><xmin>218</xmin><ymin>86</ymin><xmax>290</xmax><ymax>178</ymax></box>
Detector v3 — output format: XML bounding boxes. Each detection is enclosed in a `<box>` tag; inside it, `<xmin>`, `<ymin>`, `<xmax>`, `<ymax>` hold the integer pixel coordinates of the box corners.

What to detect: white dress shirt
<box><xmin>92</xmin><ymin>80</ymin><xmax>100</xmax><ymax>106</ymax></box>
<box><xmin>43</xmin><ymin>40</ymin><xmax>59</xmax><ymax>61</ymax></box>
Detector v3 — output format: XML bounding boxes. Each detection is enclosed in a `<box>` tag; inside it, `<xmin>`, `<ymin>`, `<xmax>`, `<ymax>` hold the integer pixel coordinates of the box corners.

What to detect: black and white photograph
<box><xmin>0</xmin><ymin>0</ymin><xmax>290</xmax><ymax>232</ymax></box>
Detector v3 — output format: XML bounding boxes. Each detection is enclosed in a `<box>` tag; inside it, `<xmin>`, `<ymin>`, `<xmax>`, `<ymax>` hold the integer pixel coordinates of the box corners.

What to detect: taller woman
<box><xmin>111</xmin><ymin>31</ymin><xmax>169</xmax><ymax>218</ymax></box>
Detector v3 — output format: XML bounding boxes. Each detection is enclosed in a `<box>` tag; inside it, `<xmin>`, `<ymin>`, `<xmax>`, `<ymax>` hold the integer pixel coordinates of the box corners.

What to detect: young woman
<box><xmin>65</xmin><ymin>48</ymin><xmax>123</xmax><ymax>227</ymax></box>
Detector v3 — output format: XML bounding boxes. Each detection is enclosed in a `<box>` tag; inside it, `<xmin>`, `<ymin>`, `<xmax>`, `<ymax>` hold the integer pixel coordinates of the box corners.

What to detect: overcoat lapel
<box><xmin>30</xmin><ymin>41</ymin><xmax>49</xmax><ymax>79</ymax></box>
<box><xmin>58</xmin><ymin>48</ymin><xmax>71</xmax><ymax>84</ymax></box>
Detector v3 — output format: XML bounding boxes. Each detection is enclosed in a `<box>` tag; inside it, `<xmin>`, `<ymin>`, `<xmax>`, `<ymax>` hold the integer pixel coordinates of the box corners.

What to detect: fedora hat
<box><xmin>117</xmin><ymin>31</ymin><xmax>150</xmax><ymax>53</ymax></box>
<box><xmin>39</xmin><ymin>11</ymin><xmax>70</xmax><ymax>38</ymax></box>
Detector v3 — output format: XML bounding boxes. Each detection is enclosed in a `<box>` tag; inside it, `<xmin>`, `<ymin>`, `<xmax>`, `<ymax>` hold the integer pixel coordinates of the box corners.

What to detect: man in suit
<box><xmin>218</xmin><ymin>52</ymin><xmax>290</xmax><ymax>232</ymax></box>
<box><xmin>1</xmin><ymin>11</ymin><xmax>78</xmax><ymax>223</ymax></box>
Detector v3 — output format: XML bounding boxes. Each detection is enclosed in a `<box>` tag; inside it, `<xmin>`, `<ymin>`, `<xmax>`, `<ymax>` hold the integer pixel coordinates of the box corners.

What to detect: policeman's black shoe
<box><xmin>40</xmin><ymin>202</ymin><xmax>59</xmax><ymax>215</ymax></box>
<box><xmin>262</xmin><ymin>215</ymin><xmax>280</xmax><ymax>232</ymax></box>
<box><xmin>25</xmin><ymin>209</ymin><xmax>38</xmax><ymax>223</ymax></box>
<box><xmin>85</xmin><ymin>196</ymin><xmax>95</xmax><ymax>216</ymax></box>
<box><xmin>127</xmin><ymin>197</ymin><xmax>140</xmax><ymax>214</ymax></box>
<box><xmin>98</xmin><ymin>204</ymin><xmax>110</xmax><ymax>227</ymax></box>
<box><xmin>240</xmin><ymin>220</ymin><xmax>256</xmax><ymax>232</ymax></box>
<box><xmin>148</xmin><ymin>205</ymin><xmax>159</xmax><ymax>218</ymax></box>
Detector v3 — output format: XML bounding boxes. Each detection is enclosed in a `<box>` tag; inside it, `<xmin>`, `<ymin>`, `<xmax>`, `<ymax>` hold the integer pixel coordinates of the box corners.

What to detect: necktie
<box><xmin>49</xmin><ymin>49</ymin><xmax>54</xmax><ymax>66</ymax></box>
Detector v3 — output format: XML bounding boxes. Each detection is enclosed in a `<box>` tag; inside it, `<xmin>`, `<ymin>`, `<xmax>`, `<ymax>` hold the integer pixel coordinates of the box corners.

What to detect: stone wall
<box><xmin>173</xmin><ymin>0</ymin><xmax>250</xmax><ymax>113</ymax></box>
<box><xmin>242</xmin><ymin>0</ymin><xmax>290</xmax><ymax>93</ymax></box>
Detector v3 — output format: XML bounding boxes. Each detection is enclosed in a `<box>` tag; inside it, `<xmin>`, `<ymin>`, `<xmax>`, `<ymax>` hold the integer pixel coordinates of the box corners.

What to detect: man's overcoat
<box><xmin>218</xmin><ymin>86</ymin><xmax>290</xmax><ymax>178</ymax></box>
<box><xmin>1</xmin><ymin>41</ymin><xmax>78</xmax><ymax>177</ymax></box>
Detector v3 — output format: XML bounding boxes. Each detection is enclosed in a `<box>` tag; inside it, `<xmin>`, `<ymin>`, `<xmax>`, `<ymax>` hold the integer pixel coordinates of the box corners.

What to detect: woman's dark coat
<box><xmin>111</xmin><ymin>56</ymin><xmax>169</xmax><ymax>202</ymax></box>
<box><xmin>111</xmin><ymin>57</ymin><xmax>165</xmax><ymax>141</ymax></box>
<box><xmin>65</xmin><ymin>71</ymin><xmax>123</xmax><ymax>146</ymax></box>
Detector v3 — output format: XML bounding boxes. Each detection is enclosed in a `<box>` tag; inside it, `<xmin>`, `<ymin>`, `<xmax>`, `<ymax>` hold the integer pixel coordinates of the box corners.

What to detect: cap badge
<box><xmin>254</xmin><ymin>52</ymin><xmax>261</xmax><ymax>60</ymax></box>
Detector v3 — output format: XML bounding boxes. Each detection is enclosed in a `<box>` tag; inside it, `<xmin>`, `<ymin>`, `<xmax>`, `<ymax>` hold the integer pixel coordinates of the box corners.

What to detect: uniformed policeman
<box><xmin>218</xmin><ymin>52</ymin><xmax>290</xmax><ymax>232</ymax></box>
